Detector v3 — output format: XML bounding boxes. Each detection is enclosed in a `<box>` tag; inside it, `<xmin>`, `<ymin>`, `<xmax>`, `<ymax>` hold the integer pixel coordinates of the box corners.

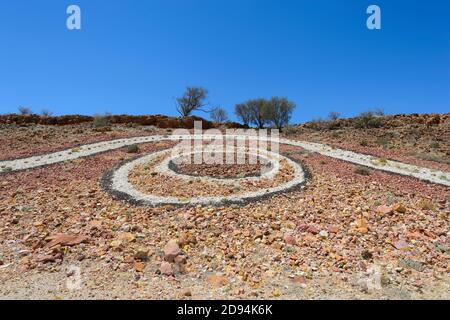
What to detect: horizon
<box><xmin>0</xmin><ymin>0</ymin><xmax>449</xmax><ymax>123</ymax></box>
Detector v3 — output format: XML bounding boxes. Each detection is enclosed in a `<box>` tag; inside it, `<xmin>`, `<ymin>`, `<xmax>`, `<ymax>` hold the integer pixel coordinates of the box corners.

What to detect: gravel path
<box><xmin>0</xmin><ymin>134</ymin><xmax>449</xmax><ymax>186</ymax></box>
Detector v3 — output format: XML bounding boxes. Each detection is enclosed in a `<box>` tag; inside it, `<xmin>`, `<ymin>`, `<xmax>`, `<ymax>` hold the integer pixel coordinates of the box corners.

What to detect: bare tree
<box><xmin>18</xmin><ymin>106</ymin><xmax>32</xmax><ymax>115</ymax></box>
<box><xmin>176</xmin><ymin>86</ymin><xmax>208</xmax><ymax>117</ymax></box>
<box><xmin>210</xmin><ymin>107</ymin><xmax>228</xmax><ymax>123</ymax></box>
<box><xmin>234</xmin><ymin>103</ymin><xmax>252</xmax><ymax>126</ymax></box>
<box><xmin>41</xmin><ymin>108</ymin><xmax>53</xmax><ymax>116</ymax></box>
<box><xmin>264</xmin><ymin>97</ymin><xmax>296</xmax><ymax>130</ymax></box>
<box><xmin>328</xmin><ymin>111</ymin><xmax>340</xmax><ymax>121</ymax></box>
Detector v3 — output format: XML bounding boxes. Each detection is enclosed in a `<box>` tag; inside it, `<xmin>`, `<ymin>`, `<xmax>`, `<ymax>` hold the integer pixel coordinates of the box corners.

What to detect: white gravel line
<box><xmin>0</xmin><ymin>134</ymin><xmax>449</xmax><ymax>187</ymax></box>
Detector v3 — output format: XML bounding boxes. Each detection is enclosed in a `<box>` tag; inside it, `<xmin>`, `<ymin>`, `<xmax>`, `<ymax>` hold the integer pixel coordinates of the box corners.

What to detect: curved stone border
<box><xmin>101</xmin><ymin>148</ymin><xmax>306</xmax><ymax>206</ymax></box>
<box><xmin>153</xmin><ymin>148</ymin><xmax>280</xmax><ymax>185</ymax></box>
<box><xmin>0</xmin><ymin>134</ymin><xmax>449</xmax><ymax>187</ymax></box>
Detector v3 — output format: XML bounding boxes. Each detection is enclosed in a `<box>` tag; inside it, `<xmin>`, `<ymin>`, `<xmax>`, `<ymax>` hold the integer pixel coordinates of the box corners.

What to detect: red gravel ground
<box><xmin>0</xmin><ymin>130</ymin><xmax>448</xmax><ymax>299</ymax></box>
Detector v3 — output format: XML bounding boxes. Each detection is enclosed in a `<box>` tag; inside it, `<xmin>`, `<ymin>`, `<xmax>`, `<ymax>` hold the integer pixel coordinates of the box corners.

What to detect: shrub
<box><xmin>283</xmin><ymin>125</ymin><xmax>300</xmax><ymax>135</ymax></box>
<box><xmin>360</xmin><ymin>139</ymin><xmax>369</xmax><ymax>146</ymax></box>
<box><xmin>354</xmin><ymin>111</ymin><xmax>383</xmax><ymax>129</ymax></box>
<box><xmin>430</xmin><ymin>141</ymin><xmax>440</xmax><ymax>149</ymax></box>
<box><xmin>308</xmin><ymin>118</ymin><xmax>326</xmax><ymax>131</ymax></box>
<box><xmin>18</xmin><ymin>106</ymin><xmax>32</xmax><ymax>115</ymax></box>
<box><xmin>93</xmin><ymin>113</ymin><xmax>111</xmax><ymax>128</ymax></box>
<box><xmin>376</xmin><ymin>137</ymin><xmax>390</xmax><ymax>147</ymax></box>
<box><xmin>354</xmin><ymin>165</ymin><xmax>371</xmax><ymax>176</ymax></box>
<box><xmin>41</xmin><ymin>108</ymin><xmax>53</xmax><ymax>116</ymax></box>
<box><xmin>127</xmin><ymin>144</ymin><xmax>140</xmax><ymax>153</ymax></box>
<box><xmin>331</xmin><ymin>131</ymin><xmax>341</xmax><ymax>138</ymax></box>
<box><xmin>417</xmin><ymin>199</ymin><xmax>434</xmax><ymax>210</ymax></box>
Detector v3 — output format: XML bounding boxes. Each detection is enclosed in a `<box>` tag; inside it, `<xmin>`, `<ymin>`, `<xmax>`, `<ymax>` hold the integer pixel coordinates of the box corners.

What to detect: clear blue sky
<box><xmin>0</xmin><ymin>0</ymin><xmax>448</xmax><ymax>123</ymax></box>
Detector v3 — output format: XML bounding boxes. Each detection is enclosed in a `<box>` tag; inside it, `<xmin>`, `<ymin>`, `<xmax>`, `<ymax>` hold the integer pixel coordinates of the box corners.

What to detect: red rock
<box><xmin>393</xmin><ymin>204</ymin><xmax>407</xmax><ymax>213</ymax></box>
<box><xmin>164</xmin><ymin>239</ymin><xmax>181</xmax><ymax>262</ymax></box>
<box><xmin>355</xmin><ymin>219</ymin><xmax>369</xmax><ymax>234</ymax></box>
<box><xmin>134</xmin><ymin>262</ymin><xmax>146</xmax><ymax>272</ymax></box>
<box><xmin>291</xmin><ymin>275</ymin><xmax>307</xmax><ymax>284</ymax></box>
<box><xmin>178</xmin><ymin>233</ymin><xmax>196</xmax><ymax>247</ymax></box>
<box><xmin>307</xmin><ymin>226</ymin><xmax>319</xmax><ymax>235</ymax></box>
<box><xmin>207</xmin><ymin>275</ymin><xmax>228</xmax><ymax>287</ymax></box>
<box><xmin>160</xmin><ymin>261</ymin><xmax>174</xmax><ymax>276</ymax></box>
<box><xmin>89</xmin><ymin>220</ymin><xmax>102</xmax><ymax>229</ymax></box>
<box><xmin>174</xmin><ymin>255</ymin><xmax>187</xmax><ymax>265</ymax></box>
<box><xmin>283</xmin><ymin>234</ymin><xmax>297</xmax><ymax>245</ymax></box>
<box><xmin>376</xmin><ymin>205</ymin><xmax>394</xmax><ymax>215</ymax></box>
<box><xmin>45</xmin><ymin>234</ymin><xmax>88</xmax><ymax>248</ymax></box>
<box><xmin>36</xmin><ymin>253</ymin><xmax>62</xmax><ymax>263</ymax></box>
<box><xmin>328</xmin><ymin>226</ymin><xmax>339</xmax><ymax>233</ymax></box>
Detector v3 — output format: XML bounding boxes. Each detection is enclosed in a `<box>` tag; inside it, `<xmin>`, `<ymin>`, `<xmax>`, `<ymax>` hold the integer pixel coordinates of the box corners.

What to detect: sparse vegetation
<box><xmin>283</xmin><ymin>125</ymin><xmax>300</xmax><ymax>135</ymax></box>
<box><xmin>331</xmin><ymin>131</ymin><xmax>341</xmax><ymax>138</ymax></box>
<box><xmin>360</xmin><ymin>139</ymin><xmax>369</xmax><ymax>146</ymax></box>
<box><xmin>417</xmin><ymin>199</ymin><xmax>435</xmax><ymax>210</ymax></box>
<box><xmin>18</xmin><ymin>106</ymin><xmax>32</xmax><ymax>115</ymax></box>
<box><xmin>415</xmin><ymin>152</ymin><xmax>450</xmax><ymax>165</ymax></box>
<box><xmin>328</xmin><ymin>111</ymin><xmax>340</xmax><ymax>121</ymax></box>
<box><xmin>354</xmin><ymin>111</ymin><xmax>383</xmax><ymax>129</ymax></box>
<box><xmin>127</xmin><ymin>144</ymin><xmax>140</xmax><ymax>154</ymax></box>
<box><xmin>430</xmin><ymin>141</ymin><xmax>440</xmax><ymax>149</ymax></box>
<box><xmin>375</xmin><ymin>137</ymin><xmax>390</xmax><ymax>148</ymax></box>
<box><xmin>354</xmin><ymin>165</ymin><xmax>371</xmax><ymax>176</ymax></box>
<box><xmin>93</xmin><ymin>113</ymin><xmax>111</xmax><ymax>128</ymax></box>
<box><xmin>41</xmin><ymin>108</ymin><xmax>53</xmax><ymax>116</ymax></box>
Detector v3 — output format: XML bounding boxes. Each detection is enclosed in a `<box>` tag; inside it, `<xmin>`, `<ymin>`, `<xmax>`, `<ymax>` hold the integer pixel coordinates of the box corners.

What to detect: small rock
<box><xmin>174</xmin><ymin>255</ymin><xmax>187</xmax><ymax>265</ymax></box>
<box><xmin>328</xmin><ymin>226</ymin><xmax>339</xmax><ymax>234</ymax></box>
<box><xmin>160</xmin><ymin>261</ymin><xmax>174</xmax><ymax>276</ymax></box>
<box><xmin>355</xmin><ymin>218</ymin><xmax>369</xmax><ymax>234</ymax></box>
<box><xmin>393</xmin><ymin>204</ymin><xmax>407</xmax><ymax>213</ymax></box>
<box><xmin>319</xmin><ymin>230</ymin><xmax>329</xmax><ymax>239</ymax></box>
<box><xmin>134</xmin><ymin>247</ymin><xmax>149</xmax><ymax>261</ymax></box>
<box><xmin>398</xmin><ymin>259</ymin><xmax>424</xmax><ymax>272</ymax></box>
<box><xmin>394</xmin><ymin>239</ymin><xmax>408</xmax><ymax>250</ymax></box>
<box><xmin>283</xmin><ymin>234</ymin><xmax>296</xmax><ymax>245</ymax></box>
<box><xmin>118</xmin><ymin>232</ymin><xmax>136</xmax><ymax>243</ymax></box>
<box><xmin>272</xmin><ymin>288</ymin><xmax>281</xmax><ymax>297</ymax></box>
<box><xmin>376</xmin><ymin>205</ymin><xmax>394</xmax><ymax>216</ymax></box>
<box><xmin>178</xmin><ymin>233</ymin><xmax>197</xmax><ymax>247</ymax></box>
<box><xmin>207</xmin><ymin>274</ymin><xmax>228</xmax><ymax>287</ymax></box>
<box><xmin>45</xmin><ymin>234</ymin><xmax>88</xmax><ymax>248</ymax></box>
<box><xmin>291</xmin><ymin>275</ymin><xmax>306</xmax><ymax>285</ymax></box>
<box><xmin>307</xmin><ymin>226</ymin><xmax>319</xmax><ymax>235</ymax></box>
<box><xmin>134</xmin><ymin>262</ymin><xmax>146</xmax><ymax>272</ymax></box>
<box><xmin>164</xmin><ymin>240</ymin><xmax>181</xmax><ymax>262</ymax></box>
<box><xmin>110</xmin><ymin>240</ymin><xmax>122</xmax><ymax>248</ymax></box>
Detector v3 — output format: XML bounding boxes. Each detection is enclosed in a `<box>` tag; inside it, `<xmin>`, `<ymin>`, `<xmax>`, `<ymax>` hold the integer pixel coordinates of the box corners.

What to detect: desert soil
<box><xmin>0</xmin><ymin>122</ymin><xmax>448</xmax><ymax>300</ymax></box>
